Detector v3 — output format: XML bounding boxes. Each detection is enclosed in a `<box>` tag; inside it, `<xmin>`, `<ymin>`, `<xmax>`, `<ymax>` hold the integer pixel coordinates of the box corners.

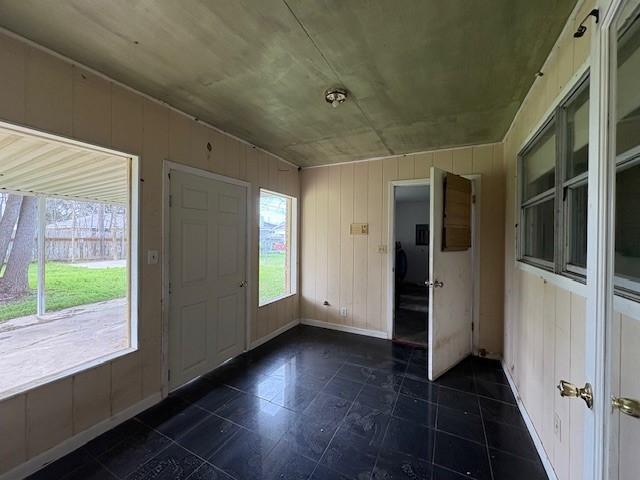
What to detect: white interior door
<box><xmin>428</xmin><ymin>166</ymin><xmax>473</xmax><ymax>380</ymax></box>
<box><xmin>604</xmin><ymin>2</ymin><xmax>640</xmax><ymax>477</ymax></box>
<box><xmin>169</xmin><ymin>169</ymin><xmax>247</xmax><ymax>390</ymax></box>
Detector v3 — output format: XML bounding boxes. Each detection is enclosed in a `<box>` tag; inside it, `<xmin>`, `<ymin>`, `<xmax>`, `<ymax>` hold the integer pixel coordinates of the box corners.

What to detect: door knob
<box><xmin>239</xmin><ymin>281</ymin><xmax>247</xmax><ymax>288</ymax></box>
<box><xmin>557</xmin><ymin>380</ymin><xmax>593</xmax><ymax>409</ymax></box>
<box><xmin>425</xmin><ymin>280</ymin><xmax>444</xmax><ymax>288</ymax></box>
<box><xmin>612</xmin><ymin>396</ymin><xmax>640</xmax><ymax>418</ymax></box>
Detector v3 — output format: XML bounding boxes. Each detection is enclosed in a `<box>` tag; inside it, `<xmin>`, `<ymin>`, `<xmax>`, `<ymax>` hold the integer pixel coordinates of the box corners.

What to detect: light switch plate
<box><xmin>147</xmin><ymin>250</ymin><xmax>159</xmax><ymax>265</ymax></box>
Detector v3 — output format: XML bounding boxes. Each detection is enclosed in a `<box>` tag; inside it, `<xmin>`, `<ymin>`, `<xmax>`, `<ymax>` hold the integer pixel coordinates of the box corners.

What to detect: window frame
<box><xmin>0</xmin><ymin>120</ymin><xmax>139</xmax><ymax>401</ymax></box>
<box><xmin>258</xmin><ymin>188</ymin><xmax>298</xmax><ymax>307</ymax></box>
<box><xmin>517</xmin><ymin>73</ymin><xmax>590</xmax><ymax>280</ymax></box>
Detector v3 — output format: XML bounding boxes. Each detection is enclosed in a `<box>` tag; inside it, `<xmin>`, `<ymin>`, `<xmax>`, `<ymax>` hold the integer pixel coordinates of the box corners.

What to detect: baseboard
<box><xmin>501</xmin><ymin>361</ymin><xmax>558</xmax><ymax>480</ymax></box>
<box><xmin>300</xmin><ymin>318</ymin><xmax>388</xmax><ymax>339</ymax></box>
<box><xmin>2</xmin><ymin>392</ymin><xmax>162</xmax><ymax>480</ymax></box>
<box><xmin>249</xmin><ymin>319</ymin><xmax>300</xmax><ymax>350</ymax></box>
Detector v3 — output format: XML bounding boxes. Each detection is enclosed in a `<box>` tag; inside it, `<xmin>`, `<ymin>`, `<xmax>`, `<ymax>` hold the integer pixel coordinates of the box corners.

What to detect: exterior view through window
<box><xmin>259</xmin><ymin>190</ymin><xmax>295</xmax><ymax>305</ymax></box>
<box><xmin>0</xmin><ymin>125</ymin><xmax>136</xmax><ymax>397</ymax></box>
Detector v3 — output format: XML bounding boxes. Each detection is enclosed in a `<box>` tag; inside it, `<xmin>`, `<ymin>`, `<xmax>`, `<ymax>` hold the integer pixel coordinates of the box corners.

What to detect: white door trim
<box><xmin>385</xmin><ymin>176</ymin><xmax>480</xmax><ymax>350</ymax></box>
<box><xmin>161</xmin><ymin>160</ymin><xmax>252</xmax><ymax>396</ymax></box>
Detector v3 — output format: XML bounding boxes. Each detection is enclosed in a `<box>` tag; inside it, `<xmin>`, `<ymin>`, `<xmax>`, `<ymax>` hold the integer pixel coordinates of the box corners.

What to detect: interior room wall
<box><xmin>394</xmin><ymin>199</ymin><xmax>429</xmax><ymax>285</ymax></box>
<box><xmin>300</xmin><ymin>142</ymin><xmax>505</xmax><ymax>351</ymax></box>
<box><xmin>0</xmin><ymin>31</ymin><xmax>300</xmax><ymax>476</ymax></box>
<box><xmin>501</xmin><ymin>1</ymin><xmax>603</xmax><ymax>478</ymax></box>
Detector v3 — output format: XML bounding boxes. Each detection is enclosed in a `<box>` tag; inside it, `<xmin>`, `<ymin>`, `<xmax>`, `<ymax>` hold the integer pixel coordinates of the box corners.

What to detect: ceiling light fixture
<box><xmin>325</xmin><ymin>88</ymin><xmax>348</xmax><ymax>108</ymax></box>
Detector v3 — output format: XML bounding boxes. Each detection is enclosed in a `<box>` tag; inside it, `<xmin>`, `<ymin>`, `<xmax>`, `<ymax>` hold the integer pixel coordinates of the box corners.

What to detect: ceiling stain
<box><xmin>0</xmin><ymin>0</ymin><xmax>578</xmax><ymax>167</ymax></box>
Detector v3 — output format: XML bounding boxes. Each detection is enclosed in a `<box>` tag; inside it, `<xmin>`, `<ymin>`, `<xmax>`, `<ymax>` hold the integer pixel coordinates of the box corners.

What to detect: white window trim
<box><xmin>0</xmin><ymin>119</ymin><xmax>139</xmax><ymax>402</ymax></box>
<box><xmin>258</xmin><ymin>188</ymin><xmax>298</xmax><ymax>308</ymax></box>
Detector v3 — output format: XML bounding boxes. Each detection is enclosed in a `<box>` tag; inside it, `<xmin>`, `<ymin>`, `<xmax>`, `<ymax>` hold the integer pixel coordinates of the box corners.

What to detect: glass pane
<box><xmin>522</xmin><ymin>126</ymin><xmax>556</xmax><ymax>201</ymax></box>
<box><xmin>616</xmin><ymin>15</ymin><xmax>640</xmax><ymax>157</ymax></box>
<box><xmin>522</xmin><ymin>198</ymin><xmax>555</xmax><ymax>263</ymax></box>
<box><xmin>44</xmin><ymin>199</ymin><xmax>128</xmax><ymax>317</ymax></box>
<box><xmin>565</xmin><ymin>86</ymin><xmax>590</xmax><ymax>178</ymax></box>
<box><xmin>566</xmin><ymin>183</ymin><xmax>588</xmax><ymax>269</ymax></box>
<box><xmin>259</xmin><ymin>191</ymin><xmax>291</xmax><ymax>305</ymax></box>
<box><xmin>0</xmin><ymin>193</ymin><xmax>39</xmax><ymax>323</ymax></box>
<box><xmin>615</xmin><ymin>162</ymin><xmax>640</xmax><ymax>287</ymax></box>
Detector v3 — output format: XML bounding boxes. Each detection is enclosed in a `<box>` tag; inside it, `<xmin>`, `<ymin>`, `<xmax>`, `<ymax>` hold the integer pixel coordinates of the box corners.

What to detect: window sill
<box><xmin>259</xmin><ymin>292</ymin><xmax>296</xmax><ymax>308</ymax></box>
<box><xmin>516</xmin><ymin>261</ymin><xmax>587</xmax><ymax>297</ymax></box>
<box><xmin>0</xmin><ymin>345</ymin><xmax>137</xmax><ymax>402</ymax></box>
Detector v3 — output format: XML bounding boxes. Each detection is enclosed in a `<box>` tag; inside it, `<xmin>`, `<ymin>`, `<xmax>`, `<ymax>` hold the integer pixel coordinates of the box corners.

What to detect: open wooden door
<box><xmin>428</xmin><ymin>167</ymin><xmax>473</xmax><ymax>380</ymax></box>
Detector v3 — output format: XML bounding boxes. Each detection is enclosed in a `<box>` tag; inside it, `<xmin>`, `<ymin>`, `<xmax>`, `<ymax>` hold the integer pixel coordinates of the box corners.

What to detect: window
<box><xmin>0</xmin><ymin>124</ymin><xmax>137</xmax><ymax>398</ymax></box>
<box><xmin>614</xmin><ymin>13</ymin><xmax>640</xmax><ymax>298</ymax></box>
<box><xmin>259</xmin><ymin>190</ymin><xmax>297</xmax><ymax>306</ymax></box>
<box><xmin>518</xmin><ymin>76</ymin><xmax>589</xmax><ymax>277</ymax></box>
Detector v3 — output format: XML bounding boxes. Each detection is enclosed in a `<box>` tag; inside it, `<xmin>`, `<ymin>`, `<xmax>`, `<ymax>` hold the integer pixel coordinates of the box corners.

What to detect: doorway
<box><xmin>392</xmin><ymin>183</ymin><xmax>430</xmax><ymax>346</ymax></box>
<box><xmin>166</xmin><ymin>165</ymin><xmax>249</xmax><ymax>391</ymax></box>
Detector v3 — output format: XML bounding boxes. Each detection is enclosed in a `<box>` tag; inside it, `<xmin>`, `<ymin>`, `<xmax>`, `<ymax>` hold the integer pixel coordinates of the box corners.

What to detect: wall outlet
<box><xmin>340</xmin><ymin>307</ymin><xmax>348</xmax><ymax>317</ymax></box>
<box><xmin>553</xmin><ymin>413</ymin><xmax>561</xmax><ymax>440</ymax></box>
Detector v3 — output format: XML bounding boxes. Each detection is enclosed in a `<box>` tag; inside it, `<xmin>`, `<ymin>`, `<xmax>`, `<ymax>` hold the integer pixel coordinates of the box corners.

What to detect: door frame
<box><xmin>161</xmin><ymin>160</ymin><xmax>252</xmax><ymax>395</ymax></box>
<box><xmin>385</xmin><ymin>176</ymin><xmax>481</xmax><ymax>351</ymax></box>
<box><xmin>590</xmin><ymin>1</ymin><xmax>640</xmax><ymax>478</ymax></box>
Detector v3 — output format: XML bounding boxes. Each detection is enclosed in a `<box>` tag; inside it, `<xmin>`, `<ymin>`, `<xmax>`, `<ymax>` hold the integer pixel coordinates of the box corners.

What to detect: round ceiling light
<box><xmin>325</xmin><ymin>88</ymin><xmax>347</xmax><ymax>108</ymax></box>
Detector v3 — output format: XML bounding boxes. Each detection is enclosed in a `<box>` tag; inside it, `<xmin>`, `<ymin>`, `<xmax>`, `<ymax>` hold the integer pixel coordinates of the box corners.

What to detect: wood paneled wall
<box><xmin>300</xmin><ymin>142</ymin><xmax>505</xmax><ymax>354</ymax></box>
<box><xmin>0</xmin><ymin>31</ymin><xmax>299</xmax><ymax>475</ymax></box>
<box><xmin>501</xmin><ymin>1</ymin><xmax>596</xmax><ymax>478</ymax></box>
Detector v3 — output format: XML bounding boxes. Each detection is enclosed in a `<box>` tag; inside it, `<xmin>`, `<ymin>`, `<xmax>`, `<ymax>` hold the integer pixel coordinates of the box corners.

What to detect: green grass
<box><xmin>0</xmin><ymin>262</ymin><xmax>126</xmax><ymax>322</ymax></box>
<box><xmin>259</xmin><ymin>252</ymin><xmax>286</xmax><ymax>305</ymax></box>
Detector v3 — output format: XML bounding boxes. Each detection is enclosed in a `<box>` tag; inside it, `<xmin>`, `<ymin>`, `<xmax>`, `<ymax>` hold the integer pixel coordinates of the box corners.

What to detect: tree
<box><xmin>0</xmin><ymin>196</ymin><xmax>37</xmax><ymax>295</ymax></box>
<box><xmin>0</xmin><ymin>194</ymin><xmax>22</xmax><ymax>267</ymax></box>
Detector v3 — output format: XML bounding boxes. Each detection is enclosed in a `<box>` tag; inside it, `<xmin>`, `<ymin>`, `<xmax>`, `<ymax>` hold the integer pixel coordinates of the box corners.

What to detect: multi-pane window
<box><xmin>259</xmin><ymin>190</ymin><xmax>297</xmax><ymax>306</ymax></box>
<box><xmin>518</xmin><ymin>77</ymin><xmax>589</xmax><ymax>277</ymax></box>
<box><xmin>614</xmin><ymin>14</ymin><xmax>640</xmax><ymax>298</ymax></box>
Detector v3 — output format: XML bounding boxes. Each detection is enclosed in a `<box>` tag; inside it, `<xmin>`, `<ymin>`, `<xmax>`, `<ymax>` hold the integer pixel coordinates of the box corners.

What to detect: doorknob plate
<box><xmin>557</xmin><ymin>380</ymin><xmax>593</xmax><ymax>409</ymax></box>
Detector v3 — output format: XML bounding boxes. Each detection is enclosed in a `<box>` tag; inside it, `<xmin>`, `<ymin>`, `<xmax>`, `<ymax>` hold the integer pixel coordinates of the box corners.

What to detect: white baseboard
<box><xmin>300</xmin><ymin>318</ymin><xmax>388</xmax><ymax>339</ymax></box>
<box><xmin>3</xmin><ymin>393</ymin><xmax>162</xmax><ymax>480</ymax></box>
<box><xmin>249</xmin><ymin>319</ymin><xmax>300</xmax><ymax>350</ymax></box>
<box><xmin>501</xmin><ymin>361</ymin><xmax>558</xmax><ymax>480</ymax></box>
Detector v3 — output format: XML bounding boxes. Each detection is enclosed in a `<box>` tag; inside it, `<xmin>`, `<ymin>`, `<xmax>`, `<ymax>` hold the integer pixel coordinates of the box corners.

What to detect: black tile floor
<box><xmin>27</xmin><ymin>325</ymin><xmax>548</xmax><ymax>480</ymax></box>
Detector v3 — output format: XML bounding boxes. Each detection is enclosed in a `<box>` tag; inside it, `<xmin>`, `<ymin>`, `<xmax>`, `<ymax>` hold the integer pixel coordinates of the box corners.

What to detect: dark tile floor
<box><xmin>28</xmin><ymin>325</ymin><xmax>548</xmax><ymax>480</ymax></box>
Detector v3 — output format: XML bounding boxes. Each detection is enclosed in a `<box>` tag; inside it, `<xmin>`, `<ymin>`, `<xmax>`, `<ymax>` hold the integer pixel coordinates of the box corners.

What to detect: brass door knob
<box><xmin>612</xmin><ymin>397</ymin><xmax>640</xmax><ymax>418</ymax></box>
<box><xmin>557</xmin><ymin>380</ymin><xmax>593</xmax><ymax>409</ymax></box>
<box><xmin>239</xmin><ymin>281</ymin><xmax>247</xmax><ymax>288</ymax></box>
<box><xmin>425</xmin><ymin>280</ymin><xmax>444</xmax><ymax>288</ymax></box>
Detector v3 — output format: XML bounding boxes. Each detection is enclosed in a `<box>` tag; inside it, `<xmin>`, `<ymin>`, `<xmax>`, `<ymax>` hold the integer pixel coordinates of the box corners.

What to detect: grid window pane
<box><xmin>615</xmin><ymin>162</ymin><xmax>640</xmax><ymax>288</ymax></box>
<box><xmin>522</xmin><ymin>198</ymin><xmax>555</xmax><ymax>264</ymax></box>
<box><xmin>259</xmin><ymin>191</ymin><xmax>293</xmax><ymax>305</ymax></box>
<box><xmin>565</xmin><ymin>88</ymin><xmax>590</xmax><ymax>179</ymax></box>
<box><xmin>616</xmin><ymin>16</ymin><xmax>640</xmax><ymax>157</ymax></box>
<box><xmin>566</xmin><ymin>183</ymin><xmax>588</xmax><ymax>269</ymax></box>
<box><xmin>522</xmin><ymin>126</ymin><xmax>556</xmax><ymax>201</ymax></box>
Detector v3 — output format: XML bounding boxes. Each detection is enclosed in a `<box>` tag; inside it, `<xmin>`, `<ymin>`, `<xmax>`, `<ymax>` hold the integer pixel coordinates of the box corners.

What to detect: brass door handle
<box><xmin>557</xmin><ymin>380</ymin><xmax>593</xmax><ymax>409</ymax></box>
<box><xmin>612</xmin><ymin>397</ymin><xmax>640</xmax><ymax>418</ymax></box>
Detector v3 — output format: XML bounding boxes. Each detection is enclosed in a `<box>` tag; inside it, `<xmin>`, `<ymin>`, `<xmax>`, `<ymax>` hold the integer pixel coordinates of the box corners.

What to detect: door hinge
<box><xmin>168</xmin><ymin>281</ymin><xmax>172</xmax><ymax>295</ymax></box>
<box><xmin>472</xmin><ymin>194</ymin><xmax>476</xmax><ymax>204</ymax></box>
<box><xmin>471</xmin><ymin>322</ymin><xmax>475</xmax><ymax>332</ymax></box>
<box><xmin>169</xmin><ymin>194</ymin><xmax>173</xmax><ymax>207</ymax></box>
<box><xmin>168</xmin><ymin>369</ymin><xmax>171</xmax><ymax>381</ymax></box>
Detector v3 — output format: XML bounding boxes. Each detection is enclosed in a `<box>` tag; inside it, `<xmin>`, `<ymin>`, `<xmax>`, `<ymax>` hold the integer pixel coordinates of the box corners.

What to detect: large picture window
<box><xmin>259</xmin><ymin>190</ymin><xmax>297</xmax><ymax>306</ymax></box>
<box><xmin>0</xmin><ymin>124</ymin><xmax>137</xmax><ymax>398</ymax></box>
<box><xmin>518</xmin><ymin>76</ymin><xmax>589</xmax><ymax>278</ymax></box>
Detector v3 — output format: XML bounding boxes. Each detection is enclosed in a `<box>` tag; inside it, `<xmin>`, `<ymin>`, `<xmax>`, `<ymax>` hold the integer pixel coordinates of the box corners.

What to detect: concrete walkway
<box><xmin>0</xmin><ymin>299</ymin><xmax>128</xmax><ymax>395</ymax></box>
